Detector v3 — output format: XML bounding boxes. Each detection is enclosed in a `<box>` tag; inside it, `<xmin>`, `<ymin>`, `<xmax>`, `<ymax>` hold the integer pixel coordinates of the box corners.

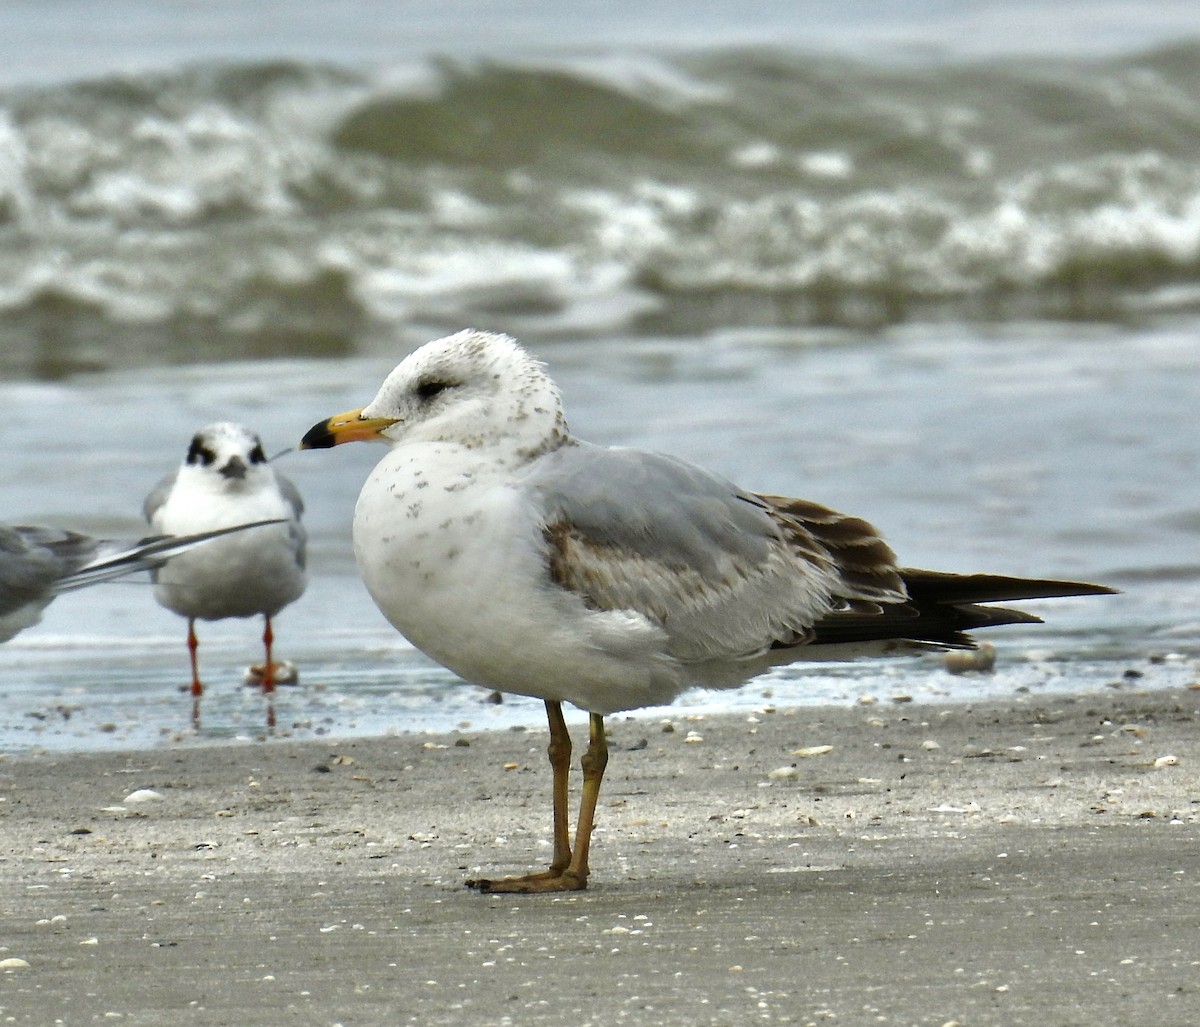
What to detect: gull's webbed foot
<box><xmin>465</xmin><ymin>868</ymin><xmax>588</xmax><ymax>894</ymax></box>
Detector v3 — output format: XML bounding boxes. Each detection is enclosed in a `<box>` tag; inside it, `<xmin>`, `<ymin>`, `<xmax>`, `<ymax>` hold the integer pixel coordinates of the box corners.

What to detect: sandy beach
<box><xmin>7</xmin><ymin>2</ymin><xmax>1200</xmax><ymax>1023</ymax></box>
<box><xmin>1</xmin><ymin>684</ymin><xmax>1197</xmax><ymax>1026</ymax></box>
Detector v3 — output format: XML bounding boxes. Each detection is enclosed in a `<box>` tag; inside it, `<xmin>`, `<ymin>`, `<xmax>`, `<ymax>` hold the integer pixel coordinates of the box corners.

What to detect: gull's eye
<box><xmin>249</xmin><ymin>443</ymin><xmax>268</xmax><ymax>464</ymax></box>
<box><xmin>416</xmin><ymin>379</ymin><xmax>453</xmax><ymax>401</ymax></box>
<box><xmin>186</xmin><ymin>437</ymin><xmax>217</xmax><ymax>466</ymax></box>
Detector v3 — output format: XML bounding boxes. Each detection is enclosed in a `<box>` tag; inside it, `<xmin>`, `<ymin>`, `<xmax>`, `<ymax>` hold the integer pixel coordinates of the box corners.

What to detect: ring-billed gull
<box><xmin>301</xmin><ymin>329</ymin><xmax>1114</xmax><ymax>892</ymax></box>
<box><xmin>0</xmin><ymin>521</ymin><xmax>284</xmax><ymax>643</ymax></box>
<box><xmin>145</xmin><ymin>422</ymin><xmax>307</xmax><ymax>714</ymax></box>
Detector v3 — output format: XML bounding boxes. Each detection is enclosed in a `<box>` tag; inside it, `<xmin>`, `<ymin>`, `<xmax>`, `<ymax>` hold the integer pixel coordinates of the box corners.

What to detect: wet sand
<box><xmin>2</xmin><ymin>685</ymin><xmax>1198</xmax><ymax>1026</ymax></box>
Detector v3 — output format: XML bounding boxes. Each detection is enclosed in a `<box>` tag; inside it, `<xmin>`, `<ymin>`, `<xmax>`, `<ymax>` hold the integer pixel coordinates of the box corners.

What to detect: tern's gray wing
<box><xmin>143</xmin><ymin>469</ymin><xmax>178</xmax><ymax>525</ymax></box>
<box><xmin>275</xmin><ymin>471</ymin><xmax>305</xmax><ymax>519</ymax></box>
<box><xmin>528</xmin><ymin>444</ymin><xmax>906</xmax><ymax>664</ymax></box>
<box><xmin>272</xmin><ymin>471</ymin><xmax>308</xmax><ymax>571</ymax></box>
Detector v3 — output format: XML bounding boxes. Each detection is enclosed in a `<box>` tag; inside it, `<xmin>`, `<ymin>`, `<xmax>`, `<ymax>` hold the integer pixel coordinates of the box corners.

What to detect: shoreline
<box><xmin>3</xmin><ymin>632</ymin><xmax>1188</xmax><ymax>758</ymax></box>
<box><xmin>2</xmin><ymin>685</ymin><xmax>1198</xmax><ymax>1024</ymax></box>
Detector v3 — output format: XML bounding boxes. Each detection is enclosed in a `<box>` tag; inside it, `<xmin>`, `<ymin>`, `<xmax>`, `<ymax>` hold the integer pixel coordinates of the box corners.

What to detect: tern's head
<box><xmin>300</xmin><ymin>330</ymin><xmax>569</xmax><ymax>460</ymax></box>
<box><xmin>181</xmin><ymin>422</ymin><xmax>273</xmax><ymax>492</ymax></box>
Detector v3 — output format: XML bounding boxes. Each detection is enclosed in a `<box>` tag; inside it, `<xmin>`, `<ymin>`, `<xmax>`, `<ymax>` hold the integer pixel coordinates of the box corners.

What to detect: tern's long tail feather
<box><xmin>808</xmin><ymin>569</ymin><xmax>1117</xmax><ymax>649</ymax></box>
<box><xmin>55</xmin><ymin>519</ymin><xmax>285</xmax><ymax>592</ymax></box>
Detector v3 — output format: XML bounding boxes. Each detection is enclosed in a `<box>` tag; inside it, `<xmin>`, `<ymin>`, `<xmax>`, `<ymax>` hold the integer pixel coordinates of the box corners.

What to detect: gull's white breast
<box><xmin>353</xmin><ymin>442</ymin><xmax>682</xmax><ymax>714</ymax></box>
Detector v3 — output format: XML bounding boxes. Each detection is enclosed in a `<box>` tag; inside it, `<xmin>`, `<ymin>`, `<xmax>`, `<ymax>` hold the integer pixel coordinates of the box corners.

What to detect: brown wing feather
<box><xmin>754</xmin><ymin>494</ymin><xmax>905</xmax><ymax>605</ymax></box>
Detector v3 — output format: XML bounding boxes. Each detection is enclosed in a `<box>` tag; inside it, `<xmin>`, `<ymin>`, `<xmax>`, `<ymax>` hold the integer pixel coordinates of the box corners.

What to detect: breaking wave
<box><xmin>3</xmin><ymin>43</ymin><xmax>1200</xmax><ymax>375</ymax></box>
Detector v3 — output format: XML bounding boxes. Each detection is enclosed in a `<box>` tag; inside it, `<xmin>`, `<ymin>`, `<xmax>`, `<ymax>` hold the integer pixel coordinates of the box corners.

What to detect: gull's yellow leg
<box><xmin>545</xmin><ymin>700</ymin><xmax>573</xmax><ymax>874</ymax></box>
<box><xmin>468</xmin><ymin>710</ymin><xmax>608</xmax><ymax>894</ymax></box>
<box><xmin>555</xmin><ymin>712</ymin><xmax>608</xmax><ymax>890</ymax></box>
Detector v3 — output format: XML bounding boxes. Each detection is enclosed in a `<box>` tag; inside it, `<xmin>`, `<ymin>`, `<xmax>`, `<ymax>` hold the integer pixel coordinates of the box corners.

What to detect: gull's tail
<box><xmin>809</xmin><ymin>568</ymin><xmax>1117</xmax><ymax>648</ymax></box>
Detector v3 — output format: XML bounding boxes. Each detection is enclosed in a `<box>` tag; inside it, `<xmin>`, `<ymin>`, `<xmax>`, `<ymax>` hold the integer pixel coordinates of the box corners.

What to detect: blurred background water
<box><xmin>2</xmin><ymin>1</ymin><xmax>1199</xmax><ymax>753</ymax></box>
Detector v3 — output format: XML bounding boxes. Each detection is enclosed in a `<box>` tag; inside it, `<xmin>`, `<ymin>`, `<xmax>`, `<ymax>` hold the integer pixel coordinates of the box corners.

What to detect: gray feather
<box><xmin>142</xmin><ymin>470</ymin><xmax>177</xmax><ymax>523</ymax></box>
<box><xmin>525</xmin><ymin>443</ymin><xmax>904</xmax><ymax>663</ymax></box>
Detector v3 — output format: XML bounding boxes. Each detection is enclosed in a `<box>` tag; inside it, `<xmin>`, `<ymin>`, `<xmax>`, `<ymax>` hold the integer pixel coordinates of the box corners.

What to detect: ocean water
<box><xmin>2</xmin><ymin>1</ymin><xmax>1199</xmax><ymax>752</ymax></box>
<box><xmin>5</xmin><ymin>3</ymin><xmax>1200</xmax><ymax>377</ymax></box>
<box><xmin>3</xmin><ymin>324</ymin><xmax>1198</xmax><ymax>753</ymax></box>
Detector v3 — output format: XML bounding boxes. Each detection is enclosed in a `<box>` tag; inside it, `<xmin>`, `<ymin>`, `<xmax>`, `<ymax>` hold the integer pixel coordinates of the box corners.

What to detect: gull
<box><xmin>145</xmin><ymin>422</ymin><xmax>307</xmax><ymax>705</ymax></box>
<box><xmin>0</xmin><ymin>521</ymin><xmax>284</xmax><ymax>643</ymax></box>
<box><xmin>301</xmin><ymin>329</ymin><xmax>1114</xmax><ymax>893</ymax></box>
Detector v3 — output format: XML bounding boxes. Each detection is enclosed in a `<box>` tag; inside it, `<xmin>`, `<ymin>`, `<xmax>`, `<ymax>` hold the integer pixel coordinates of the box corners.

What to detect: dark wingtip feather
<box><xmin>807</xmin><ymin>568</ymin><xmax>1113</xmax><ymax>649</ymax></box>
<box><xmin>899</xmin><ymin>569</ymin><xmax>1118</xmax><ymax>604</ymax></box>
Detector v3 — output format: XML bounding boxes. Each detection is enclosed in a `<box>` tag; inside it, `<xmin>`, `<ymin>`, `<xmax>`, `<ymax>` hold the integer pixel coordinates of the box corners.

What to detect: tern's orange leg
<box><xmin>259</xmin><ymin>616</ymin><xmax>276</xmax><ymax>694</ymax></box>
<box><xmin>187</xmin><ymin>619</ymin><xmax>203</xmax><ymax>697</ymax></box>
<box><xmin>470</xmin><ymin>711</ymin><xmax>608</xmax><ymax>894</ymax></box>
<box><xmin>262</xmin><ymin>615</ymin><xmax>278</xmax><ymax>730</ymax></box>
<box><xmin>186</xmin><ymin>619</ymin><xmax>203</xmax><ymax>730</ymax></box>
<box><xmin>249</xmin><ymin>616</ymin><xmax>297</xmax><ymax>693</ymax></box>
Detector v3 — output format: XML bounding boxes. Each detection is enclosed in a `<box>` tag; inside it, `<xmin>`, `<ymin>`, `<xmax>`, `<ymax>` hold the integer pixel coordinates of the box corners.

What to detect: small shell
<box><xmin>791</xmin><ymin>745</ymin><xmax>833</xmax><ymax>758</ymax></box>
<box><xmin>122</xmin><ymin>789</ymin><xmax>163</xmax><ymax>804</ymax></box>
<box><xmin>928</xmin><ymin>802</ymin><xmax>981</xmax><ymax>814</ymax></box>
<box><xmin>944</xmin><ymin>643</ymin><xmax>997</xmax><ymax>674</ymax></box>
<box><xmin>243</xmin><ymin>660</ymin><xmax>299</xmax><ymax>686</ymax></box>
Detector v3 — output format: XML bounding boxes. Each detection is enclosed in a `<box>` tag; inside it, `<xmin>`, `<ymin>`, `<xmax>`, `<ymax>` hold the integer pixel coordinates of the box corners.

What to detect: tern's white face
<box><xmin>180</xmin><ymin>421</ymin><xmax>275</xmax><ymax>493</ymax></box>
<box><xmin>302</xmin><ymin>330</ymin><xmax>569</xmax><ymax>460</ymax></box>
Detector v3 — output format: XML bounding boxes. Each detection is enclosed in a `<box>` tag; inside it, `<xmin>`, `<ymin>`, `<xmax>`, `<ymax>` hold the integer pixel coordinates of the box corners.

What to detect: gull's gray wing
<box><xmin>0</xmin><ymin>526</ymin><xmax>103</xmax><ymax>640</ymax></box>
<box><xmin>57</xmin><ymin>521</ymin><xmax>290</xmax><ymax>591</ymax></box>
<box><xmin>1</xmin><ymin>520</ymin><xmax>290</xmax><ymax>641</ymax></box>
<box><xmin>526</xmin><ymin>443</ymin><xmax>906</xmax><ymax>664</ymax></box>
<box><xmin>0</xmin><ymin>526</ymin><xmax>94</xmax><ymax>615</ymax></box>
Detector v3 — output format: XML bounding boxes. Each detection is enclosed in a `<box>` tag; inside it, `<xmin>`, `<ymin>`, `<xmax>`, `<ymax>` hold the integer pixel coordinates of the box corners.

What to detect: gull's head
<box><xmin>179</xmin><ymin>422</ymin><xmax>274</xmax><ymax>493</ymax></box>
<box><xmin>301</xmin><ymin>330</ymin><xmax>569</xmax><ymax>459</ymax></box>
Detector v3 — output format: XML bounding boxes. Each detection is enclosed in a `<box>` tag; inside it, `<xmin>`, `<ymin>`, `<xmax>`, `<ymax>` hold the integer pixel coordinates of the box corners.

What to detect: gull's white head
<box><xmin>302</xmin><ymin>330</ymin><xmax>569</xmax><ymax>460</ymax></box>
<box><xmin>177</xmin><ymin>421</ymin><xmax>276</xmax><ymax>494</ymax></box>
